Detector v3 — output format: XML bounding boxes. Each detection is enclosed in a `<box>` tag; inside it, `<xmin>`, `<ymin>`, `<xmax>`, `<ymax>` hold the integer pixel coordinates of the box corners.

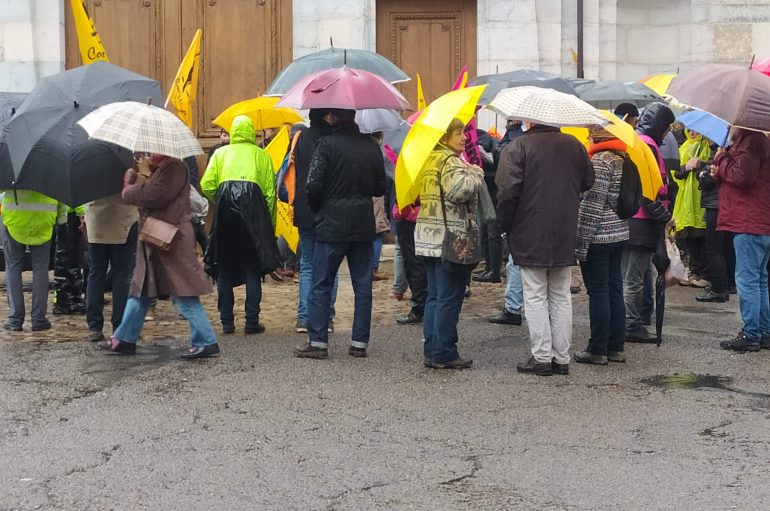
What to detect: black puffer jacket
<box><xmin>293</xmin><ymin>112</ymin><xmax>331</xmax><ymax>229</ymax></box>
<box><xmin>306</xmin><ymin>123</ymin><xmax>387</xmax><ymax>243</ymax></box>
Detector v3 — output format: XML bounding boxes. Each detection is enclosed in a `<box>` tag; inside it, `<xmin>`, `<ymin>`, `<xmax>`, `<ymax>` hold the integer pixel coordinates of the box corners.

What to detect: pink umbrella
<box><xmin>753</xmin><ymin>57</ymin><xmax>770</xmax><ymax>77</ymax></box>
<box><xmin>276</xmin><ymin>66</ymin><xmax>410</xmax><ymax>110</ymax></box>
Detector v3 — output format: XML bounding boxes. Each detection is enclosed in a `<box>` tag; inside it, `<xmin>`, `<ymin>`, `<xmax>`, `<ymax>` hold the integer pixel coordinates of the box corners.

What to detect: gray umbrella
<box><xmin>265</xmin><ymin>47</ymin><xmax>410</xmax><ymax>96</ymax></box>
<box><xmin>0</xmin><ymin>92</ymin><xmax>27</xmax><ymax>125</ymax></box>
<box><xmin>469</xmin><ymin>69</ymin><xmax>577</xmax><ymax>104</ymax></box>
<box><xmin>570</xmin><ymin>79</ymin><xmax>662</xmax><ymax>109</ymax></box>
<box><xmin>0</xmin><ymin>61</ymin><xmax>161</xmax><ymax>206</ymax></box>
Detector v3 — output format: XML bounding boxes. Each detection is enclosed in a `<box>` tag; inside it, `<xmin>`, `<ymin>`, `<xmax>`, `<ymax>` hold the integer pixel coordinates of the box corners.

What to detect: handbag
<box><xmin>139</xmin><ymin>215</ymin><xmax>179</xmax><ymax>251</ymax></box>
<box><xmin>438</xmin><ymin>159</ymin><xmax>482</xmax><ymax>273</ymax></box>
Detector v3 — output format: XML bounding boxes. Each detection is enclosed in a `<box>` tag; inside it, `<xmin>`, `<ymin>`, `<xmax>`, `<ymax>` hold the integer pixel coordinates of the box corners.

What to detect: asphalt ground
<box><xmin>1</xmin><ymin>262</ymin><xmax>769</xmax><ymax>510</ymax></box>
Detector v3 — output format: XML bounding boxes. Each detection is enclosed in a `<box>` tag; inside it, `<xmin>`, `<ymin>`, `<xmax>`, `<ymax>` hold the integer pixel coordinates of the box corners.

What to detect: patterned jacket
<box><xmin>415</xmin><ymin>145</ymin><xmax>484</xmax><ymax>258</ymax></box>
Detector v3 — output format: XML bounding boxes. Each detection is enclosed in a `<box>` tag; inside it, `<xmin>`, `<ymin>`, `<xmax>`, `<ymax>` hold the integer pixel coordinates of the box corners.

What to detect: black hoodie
<box><xmin>636</xmin><ymin>102</ymin><xmax>676</xmax><ymax>147</ymax></box>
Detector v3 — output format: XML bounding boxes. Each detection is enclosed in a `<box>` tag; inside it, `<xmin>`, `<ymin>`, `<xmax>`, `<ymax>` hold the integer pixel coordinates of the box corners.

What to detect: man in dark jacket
<box><xmin>713</xmin><ymin>129</ymin><xmax>770</xmax><ymax>352</ymax></box>
<box><xmin>496</xmin><ymin>122</ymin><xmax>595</xmax><ymax>376</ymax></box>
<box><xmin>624</xmin><ymin>103</ymin><xmax>675</xmax><ymax>343</ymax></box>
<box><xmin>293</xmin><ymin>109</ymin><xmax>338</xmax><ymax>333</ymax></box>
<box><xmin>294</xmin><ymin>109</ymin><xmax>387</xmax><ymax>359</ymax></box>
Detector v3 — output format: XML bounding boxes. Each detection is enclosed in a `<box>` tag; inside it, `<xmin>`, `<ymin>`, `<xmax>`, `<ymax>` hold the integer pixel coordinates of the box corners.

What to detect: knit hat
<box><xmin>588</xmin><ymin>125</ymin><xmax>616</xmax><ymax>142</ymax></box>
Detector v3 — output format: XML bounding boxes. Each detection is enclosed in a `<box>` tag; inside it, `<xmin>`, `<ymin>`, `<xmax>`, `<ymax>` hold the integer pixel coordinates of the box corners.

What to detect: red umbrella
<box><xmin>666</xmin><ymin>64</ymin><xmax>770</xmax><ymax>132</ymax></box>
<box><xmin>753</xmin><ymin>57</ymin><xmax>770</xmax><ymax>77</ymax></box>
<box><xmin>276</xmin><ymin>66</ymin><xmax>410</xmax><ymax>110</ymax></box>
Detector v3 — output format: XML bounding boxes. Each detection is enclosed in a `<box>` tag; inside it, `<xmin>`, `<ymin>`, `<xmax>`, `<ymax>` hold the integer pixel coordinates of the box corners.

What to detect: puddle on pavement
<box><xmin>642</xmin><ymin>373</ymin><xmax>770</xmax><ymax>404</ymax></box>
<box><xmin>81</xmin><ymin>343</ymin><xmax>181</xmax><ymax>384</ymax></box>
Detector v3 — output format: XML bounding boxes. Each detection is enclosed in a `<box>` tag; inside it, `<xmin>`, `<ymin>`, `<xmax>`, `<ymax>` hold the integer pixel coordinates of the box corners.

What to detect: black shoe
<box><xmin>294</xmin><ymin>343</ymin><xmax>329</xmax><ymax>359</ymax></box>
<box><xmin>626</xmin><ymin>327</ymin><xmax>656</xmax><ymax>343</ymax></box>
<box><xmin>396</xmin><ymin>312</ymin><xmax>422</xmax><ymax>325</ymax></box>
<box><xmin>473</xmin><ymin>271</ymin><xmax>501</xmax><ymax>283</ymax></box>
<box><xmin>720</xmin><ymin>333</ymin><xmax>760</xmax><ymax>353</ymax></box>
<box><xmin>516</xmin><ymin>356</ymin><xmax>553</xmax><ymax>376</ymax></box>
<box><xmin>181</xmin><ymin>343</ymin><xmax>220</xmax><ymax>359</ymax></box>
<box><xmin>31</xmin><ymin>319</ymin><xmax>52</xmax><ymax>332</ymax></box>
<box><xmin>109</xmin><ymin>339</ymin><xmax>137</xmax><ymax>355</ymax></box>
<box><xmin>221</xmin><ymin>324</ymin><xmax>235</xmax><ymax>334</ymax></box>
<box><xmin>641</xmin><ymin>316</ymin><xmax>652</xmax><ymax>326</ymax></box>
<box><xmin>728</xmin><ymin>285</ymin><xmax>737</xmax><ymax>295</ymax></box>
<box><xmin>424</xmin><ymin>357</ymin><xmax>473</xmax><ymax>369</ymax></box>
<box><xmin>574</xmin><ymin>350</ymin><xmax>608</xmax><ymax>365</ymax></box>
<box><xmin>607</xmin><ymin>351</ymin><xmax>627</xmax><ymax>363</ymax></box>
<box><xmin>551</xmin><ymin>358</ymin><xmax>569</xmax><ymax>374</ymax></box>
<box><xmin>761</xmin><ymin>336</ymin><xmax>770</xmax><ymax>350</ymax></box>
<box><xmin>348</xmin><ymin>346</ymin><xmax>367</xmax><ymax>358</ymax></box>
<box><xmin>245</xmin><ymin>323</ymin><xmax>266</xmax><ymax>334</ymax></box>
<box><xmin>3</xmin><ymin>321</ymin><xmax>22</xmax><ymax>332</ymax></box>
<box><xmin>488</xmin><ymin>309</ymin><xmax>522</xmax><ymax>325</ymax></box>
<box><xmin>696</xmin><ymin>290</ymin><xmax>729</xmax><ymax>302</ymax></box>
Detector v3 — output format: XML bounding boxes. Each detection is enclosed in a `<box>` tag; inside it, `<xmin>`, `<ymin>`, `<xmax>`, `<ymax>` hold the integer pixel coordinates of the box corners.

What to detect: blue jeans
<box><xmin>580</xmin><ymin>241</ymin><xmax>626</xmax><ymax>355</ymax></box>
<box><xmin>308</xmin><ymin>241</ymin><xmax>373</xmax><ymax>348</ymax></box>
<box><xmin>504</xmin><ymin>255</ymin><xmax>523</xmax><ymax>313</ymax></box>
<box><xmin>86</xmin><ymin>224</ymin><xmax>137</xmax><ymax>333</ymax></box>
<box><xmin>733</xmin><ymin>234</ymin><xmax>770</xmax><ymax>340</ymax></box>
<box><xmin>373</xmin><ymin>234</ymin><xmax>384</xmax><ymax>271</ymax></box>
<box><xmin>297</xmin><ymin>228</ymin><xmax>337</xmax><ymax>323</ymax></box>
<box><xmin>216</xmin><ymin>265</ymin><xmax>261</xmax><ymax>328</ymax></box>
<box><xmin>423</xmin><ymin>257</ymin><xmax>467</xmax><ymax>364</ymax></box>
<box><xmin>113</xmin><ymin>296</ymin><xmax>217</xmax><ymax>346</ymax></box>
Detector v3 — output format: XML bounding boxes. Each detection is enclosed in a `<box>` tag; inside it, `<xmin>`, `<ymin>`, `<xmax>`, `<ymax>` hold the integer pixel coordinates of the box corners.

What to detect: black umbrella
<box><xmin>0</xmin><ymin>61</ymin><xmax>161</xmax><ymax>206</ymax></box>
<box><xmin>652</xmin><ymin>239</ymin><xmax>671</xmax><ymax>346</ymax></box>
<box><xmin>570</xmin><ymin>79</ymin><xmax>662</xmax><ymax>109</ymax></box>
<box><xmin>0</xmin><ymin>92</ymin><xmax>27</xmax><ymax>125</ymax></box>
<box><xmin>468</xmin><ymin>69</ymin><xmax>577</xmax><ymax>104</ymax></box>
<box><xmin>266</xmin><ymin>47</ymin><xmax>410</xmax><ymax>96</ymax></box>
<box><xmin>382</xmin><ymin>121</ymin><xmax>410</xmax><ymax>181</ymax></box>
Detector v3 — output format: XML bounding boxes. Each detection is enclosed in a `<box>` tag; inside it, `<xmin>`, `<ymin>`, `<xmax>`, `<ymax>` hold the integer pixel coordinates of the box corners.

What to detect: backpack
<box><xmin>609</xmin><ymin>150</ymin><xmax>642</xmax><ymax>219</ymax></box>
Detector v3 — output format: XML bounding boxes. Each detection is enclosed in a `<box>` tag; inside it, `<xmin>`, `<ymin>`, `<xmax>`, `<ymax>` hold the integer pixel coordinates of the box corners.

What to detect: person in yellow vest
<box><xmin>1</xmin><ymin>189</ymin><xmax>64</xmax><ymax>331</ymax></box>
<box><xmin>201</xmin><ymin>115</ymin><xmax>281</xmax><ymax>335</ymax></box>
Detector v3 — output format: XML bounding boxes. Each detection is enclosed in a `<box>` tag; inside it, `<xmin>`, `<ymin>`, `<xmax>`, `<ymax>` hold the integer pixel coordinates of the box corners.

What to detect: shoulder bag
<box><xmin>438</xmin><ymin>158</ymin><xmax>482</xmax><ymax>273</ymax></box>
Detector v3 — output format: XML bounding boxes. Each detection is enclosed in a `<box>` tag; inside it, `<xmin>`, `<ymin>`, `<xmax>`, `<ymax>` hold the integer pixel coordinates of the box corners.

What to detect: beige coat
<box><xmin>372</xmin><ymin>196</ymin><xmax>389</xmax><ymax>234</ymax></box>
<box><xmin>85</xmin><ymin>193</ymin><xmax>139</xmax><ymax>244</ymax></box>
<box><xmin>414</xmin><ymin>145</ymin><xmax>484</xmax><ymax>258</ymax></box>
<box><xmin>122</xmin><ymin>158</ymin><xmax>212</xmax><ymax>298</ymax></box>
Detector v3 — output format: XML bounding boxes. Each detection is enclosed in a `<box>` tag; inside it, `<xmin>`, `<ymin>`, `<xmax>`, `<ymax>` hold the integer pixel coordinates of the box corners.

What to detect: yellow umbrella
<box><xmin>395</xmin><ymin>85</ymin><xmax>486</xmax><ymax>209</ymax></box>
<box><xmin>641</xmin><ymin>74</ymin><xmax>676</xmax><ymax>96</ymax></box>
<box><xmin>562</xmin><ymin>111</ymin><xmax>663</xmax><ymax>200</ymax></box>
<box><xmin>212</xmin><ymin>96</ymin><xmax>303</xmax><ymax>131</ymax></box>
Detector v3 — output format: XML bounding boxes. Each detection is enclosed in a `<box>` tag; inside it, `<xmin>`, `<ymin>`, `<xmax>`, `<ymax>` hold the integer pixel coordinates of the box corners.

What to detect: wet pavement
<box><xmin>1</xmin><ymin>261</ymin><xmax>770</xmax><ymax>510</ymax></box>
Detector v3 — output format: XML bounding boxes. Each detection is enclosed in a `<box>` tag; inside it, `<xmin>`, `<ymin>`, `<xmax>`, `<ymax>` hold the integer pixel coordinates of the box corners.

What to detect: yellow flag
<box><xmin>70</xmin><ymin>0</ymin><xmax>109</xmax><ymax>64</ymax></box>
<box><xmin>264</xmin><ymin>126</ymin><xmax>299</xmax><ymax>252</ymax></box>
<box><xmin>416</xmin><ymin>73</ymin><xmax>426</xmax><ymax>111</ymax></box>
<box><xmin>264</xmin><ymin>126</ymin><xmax>289</xmax><ymax>171</ymax></box>
<box><xmin>166</xmin><ymin>29</ymin><xmax>202</xmax><ymax>127</ymax></box>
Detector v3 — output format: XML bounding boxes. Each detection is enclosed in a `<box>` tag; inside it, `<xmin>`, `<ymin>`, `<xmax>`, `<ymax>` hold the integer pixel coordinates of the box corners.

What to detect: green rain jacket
<box><xmin>201</xmin><ymin>115</ymin><xmax>276</xmax><ymax>224</ymax></box>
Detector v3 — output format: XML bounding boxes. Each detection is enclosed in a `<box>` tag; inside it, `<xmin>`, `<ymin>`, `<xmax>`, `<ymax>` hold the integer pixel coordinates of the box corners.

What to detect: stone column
<box><xmin>292</xmin><ymin>0</ymin><xmax>375</xmax><ymax>58</ymax></box>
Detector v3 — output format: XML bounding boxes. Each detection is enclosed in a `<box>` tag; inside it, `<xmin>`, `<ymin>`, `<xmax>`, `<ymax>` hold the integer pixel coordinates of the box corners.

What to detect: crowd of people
<box><xmin>2</xmin><ymin>100</ymin><xmax>770</xmax><ymax>370</ymax></box>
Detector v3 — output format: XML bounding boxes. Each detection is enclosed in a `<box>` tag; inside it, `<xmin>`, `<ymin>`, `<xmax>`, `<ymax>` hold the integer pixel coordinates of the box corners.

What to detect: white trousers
<box><xmin>520</xmin><ymin>266</ymin><xmax>573</xmax><ymax>364</ymax></box>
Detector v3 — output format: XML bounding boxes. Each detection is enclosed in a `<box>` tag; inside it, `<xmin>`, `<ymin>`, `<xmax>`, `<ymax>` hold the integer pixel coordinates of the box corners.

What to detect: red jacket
<box><xmin>715</xmin><ymin>130</ymin><xmax>770</xmax><ymax>235</ymax></box>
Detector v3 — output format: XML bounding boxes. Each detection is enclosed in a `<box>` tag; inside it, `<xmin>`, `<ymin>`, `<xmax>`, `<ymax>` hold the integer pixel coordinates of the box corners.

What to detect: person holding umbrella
<box><xmin>714</xmin><ymin>128</ymin><xmax>770</xmax><ymax>352</ymax></box>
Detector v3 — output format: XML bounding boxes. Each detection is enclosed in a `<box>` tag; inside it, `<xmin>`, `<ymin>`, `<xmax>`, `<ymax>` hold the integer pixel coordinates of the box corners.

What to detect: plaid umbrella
<box><xmin>485</xmin><ymin>86</ymin><xmax>608</xmax><ymax>127</ymax></box>
<box><xmin>78</xmin><ymin>101</ymin><xmax>203</xmax><ymax>159</ymax></box>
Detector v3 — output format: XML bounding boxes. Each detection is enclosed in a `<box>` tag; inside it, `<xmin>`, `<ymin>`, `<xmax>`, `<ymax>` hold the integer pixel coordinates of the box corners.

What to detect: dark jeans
<box><xmin>480</xmin><ymin>220</ymin><xmax>503</xmax><ymax>276</ymax></box>
<box><xmin>395</xmin><ymin>219</ymin><xmax>427</xmax><ymax>318</ymax></box>
<box><xmin>308</xmin><ymin>241</ymin><xmax>373</xmax><ymax>348</ymax></box>
<box><xmin>86</xmin><ymin>224</ymin><xmax>137</xmax><ymax>333</ymax></box>
<box><xmin>580</xmin><ymin>242</ymin><xmax>626</xmax><ymax>356</ymax></box>
<box><xmin>704</xmin><ymin>209</ymin><xmax>729</xmax><ymax>294</ymax></box>
<box><xmin>684</xmin><ymin>234</ymin><xmax>708</xmax><ymax>278</ymax></box>
<box><xmin>217</xmin><ymin>265</ymin><xmax>262</xmax><ymax>328</ymax></box>
<box><xmin>423</xmin><ymin>257</ymin><xmax>467</xmax><ymax>364</ymax></box>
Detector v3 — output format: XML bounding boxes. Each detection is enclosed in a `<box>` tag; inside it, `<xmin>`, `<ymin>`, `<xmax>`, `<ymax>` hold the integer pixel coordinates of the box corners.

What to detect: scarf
<box><xmin>588</xmin><ymin>139</ymin><xmax>627</xmax><ymax>157</ymax></box>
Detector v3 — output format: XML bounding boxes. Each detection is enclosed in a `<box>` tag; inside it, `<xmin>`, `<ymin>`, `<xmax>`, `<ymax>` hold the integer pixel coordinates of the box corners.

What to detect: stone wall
<box><xmin>0</xmin><ymin>0</ymin><xmax>64</xmax><ymax>92</ymax></box>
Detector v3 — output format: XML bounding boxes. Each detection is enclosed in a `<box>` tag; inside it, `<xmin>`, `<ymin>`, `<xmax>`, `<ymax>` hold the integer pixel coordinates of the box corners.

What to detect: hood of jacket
<box><xmin>636</xmin><ymin>102</ymin><xmax>675</xmax><ymax>146</ymax></box>
<box><xmin>229</xmin><ymin>115</ymin><xmax>257</xmax><ymax>145</ymax></box>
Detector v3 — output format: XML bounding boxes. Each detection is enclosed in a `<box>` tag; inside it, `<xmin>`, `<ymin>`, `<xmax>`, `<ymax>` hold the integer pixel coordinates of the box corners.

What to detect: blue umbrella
<box><xmin>678</xmin><ymin>109</ymin><xmax>730</xmax><ymax>146</ymax></box>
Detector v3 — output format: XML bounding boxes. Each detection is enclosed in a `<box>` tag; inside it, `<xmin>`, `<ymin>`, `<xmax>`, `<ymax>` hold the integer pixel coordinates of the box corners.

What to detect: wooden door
<box><xmin>195</xmin><ymin>0</ymin><xmax>292</xmax><ymax>138</ymax></box>
<box><xmin>376</xmin><ymin>0</ymin><xmax>476</xmax><ymax>113</ymax></box>
<box><xmin>64</xmin><ymin>0</ymin><xmax>293</xmax><ymax>140</ymax></box>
